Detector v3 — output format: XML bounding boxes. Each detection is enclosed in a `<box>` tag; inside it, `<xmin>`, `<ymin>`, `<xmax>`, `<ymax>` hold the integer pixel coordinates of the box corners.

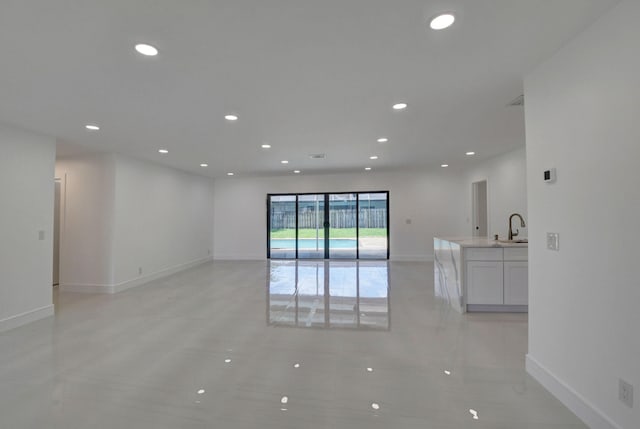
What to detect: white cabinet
<box><xmin>466</xmin><ymin>261</ymin><xmax>504</xmax><ymax>304</ymax></box>
<box><xmin>465</xmin><ymin>248</ymin><xmax>503</xmax><ymax>261</ymax></box>
<box><xmin>504</xmin><ymin>247</ymin><xmax>528</xmax><ymax>261</ymax></box>
<box><xmin>504</xmin><ymin>261</ymin><xmax>528</xmax><ymax>305</ymax></box>
<box><xmin>464</xmin><ymin>246</ymin><xmax>528</xmax><ymax>311</ymax></box>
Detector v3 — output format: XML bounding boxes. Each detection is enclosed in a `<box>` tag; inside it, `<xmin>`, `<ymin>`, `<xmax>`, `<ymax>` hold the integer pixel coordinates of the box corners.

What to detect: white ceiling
<box><xmin>0</xmin><ymin>0</ymin><xmax>618</xmax><ymax>178</ymax></box>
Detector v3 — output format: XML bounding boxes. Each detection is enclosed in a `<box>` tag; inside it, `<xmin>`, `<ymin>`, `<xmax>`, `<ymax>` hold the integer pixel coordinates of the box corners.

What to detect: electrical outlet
<box><xmin>547</xmin><ymin>232</ymin><xmax>559</xmax><ymax>251</ymax></box>
<box><xmin>619</xmin><ymin>379</ymin><xmax>634</xmax><ymax>408</ymax></box>
<box><xmin>138</xmin><ymin>267</ymin><xmax>143</xmax><ymax>275</ymax></box>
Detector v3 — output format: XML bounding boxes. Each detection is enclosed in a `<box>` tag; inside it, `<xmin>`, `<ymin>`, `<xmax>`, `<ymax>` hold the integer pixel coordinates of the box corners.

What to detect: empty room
<box><xmin>0</xmin><ymin>1</ymin><xmax>638</xmax><ymax>428</ymax></box>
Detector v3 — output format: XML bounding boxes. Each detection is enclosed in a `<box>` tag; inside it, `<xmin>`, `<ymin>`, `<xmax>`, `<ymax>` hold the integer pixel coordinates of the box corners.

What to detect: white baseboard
<box><xmin>214</xmin><ymin>253</ymin><xmax>266</xmax><ymax>261</ymax></box>
<box><xmin>391</xmin><ymin>253</ymin><xmax>433</xmax><ymax>262</ymax></box>
<box><xmin>60</xmin><ymin>257</ymin><xmax>213</xmax><ymax>294</ymax></box>
<box><xmin>0</xmin><ymin>304</ymin><xmax>54</xmax><ymax>333</ymax></box>
<box><xmin>112</xmin><ymin>256</ymin><xmax>213</xmax><ymax>293</ymax></box>
<box><xmin>59</xmin><ymin>283</ymin><xmax>114</xmax><ymax>293</ymax></box>
<box><xmin>526</xmin><ymin>354</ymin><xmax>622</xmax><ymax>429</ymax></box>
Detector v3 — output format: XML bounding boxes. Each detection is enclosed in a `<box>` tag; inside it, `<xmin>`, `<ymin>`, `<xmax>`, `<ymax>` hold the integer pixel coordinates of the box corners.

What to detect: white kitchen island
<box><xmin>434</xmin><ymin>237</ymin><xmax>528</xmax><ymax>313</ymax></box>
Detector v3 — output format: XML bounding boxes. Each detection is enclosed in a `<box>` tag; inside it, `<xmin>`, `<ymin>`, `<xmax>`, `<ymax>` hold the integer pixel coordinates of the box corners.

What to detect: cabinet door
<box><xmin>465</xmin><ymin>248</ymin><xmax>503</xmax><ymax>261</ymax></box>
<box><xmin>466</xmin><ymin>261</ymin><xmax>504</xmax><ymax>305</ymax></box>
<box><xmin>504</xmin><ymin>262</ymin><xmax>528</xmax><ymax>305</ymax></box>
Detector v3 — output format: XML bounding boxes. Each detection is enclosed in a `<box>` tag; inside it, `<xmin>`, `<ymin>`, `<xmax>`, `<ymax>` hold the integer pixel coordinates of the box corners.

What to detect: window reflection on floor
<box><xmin>267</xmin><ymin>260</ymin><xmax>390</xmax><ymax>330</ymax></box>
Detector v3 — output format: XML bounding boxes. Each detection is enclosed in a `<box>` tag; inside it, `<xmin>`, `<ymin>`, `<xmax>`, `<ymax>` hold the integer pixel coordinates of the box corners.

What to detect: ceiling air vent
<box><xmin>309</xmin><ymin>153</ymin><xmax>326</xmax><ymax>159</ymax></box>
<box><xmin>507</xmin><ymin>94</ymin><xmax>525</xmax><ymax>107</ymax></box>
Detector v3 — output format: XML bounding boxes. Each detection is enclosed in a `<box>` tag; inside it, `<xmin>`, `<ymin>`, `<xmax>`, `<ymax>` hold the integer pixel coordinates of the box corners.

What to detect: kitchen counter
<box><xmin>434</xmin><ymin>237</ymin><xmax>528</xmax><ymax>313</ymax></box>
<box><xmin>436</xmin><ymin>236</ymin><xmax>528</xmax><ymax>248</ymax></box>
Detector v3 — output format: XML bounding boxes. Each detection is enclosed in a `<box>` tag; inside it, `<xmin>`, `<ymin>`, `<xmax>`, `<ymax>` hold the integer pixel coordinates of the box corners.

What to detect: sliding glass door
<box><xmin>269</xmin><ymin>195</ymin><xmax>296</xmax><ymax>259</ymax></box>
<box><xmin>297</xmin><ymin>194</ymin><xmax>325</xmax><ymax>259</ymax></box>
<box><xmin>328</xmin><ymin>193</ymin><xmax>357</xmax><ymax>259</ymax></box>
<box><xmin>358</xmin><ymin>192</ymin><xmax>388</xmax><ymax>259</ymax></box>
<box><xmin>268</xmin><ymin>191</ymin><xmax>389</xmax><ymax>259</ymax></box>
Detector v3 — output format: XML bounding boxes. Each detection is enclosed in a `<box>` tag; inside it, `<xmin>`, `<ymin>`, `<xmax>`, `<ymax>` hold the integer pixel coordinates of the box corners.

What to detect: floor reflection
<box><xmin>267</xmin><ymin>260</ymin><xmax>390</xmax><ymax>330</ymax></box>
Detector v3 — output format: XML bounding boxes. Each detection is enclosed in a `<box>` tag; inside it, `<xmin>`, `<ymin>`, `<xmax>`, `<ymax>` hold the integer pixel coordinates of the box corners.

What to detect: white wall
<box><xmin>465</xmin><ymin>147</ymin><xmax>528</xmax><ymax>239</ymax></box>
<box><xmin>524</xmin><ymin>2</ymin><xmax>639</xmax><ymax>428</ymax></box>
<box><xmin>111</xmin><ymin>155</ymin><xmax>214</xmax><ymax>289</ymax></box>
<box><xmin>0</xmin><ymin>123</ymin><xmax>55</xmax><ymax>331</ymax></box>
<box><xmin>213</xmin><ymin>169</ymin><xmax>467</xmax><ymax>260</ymax></box>
<box><xmin>55</xmin><ymin>153</ymin><xmax>116</xmax><ymax>290</ymax></box>
<box><xmin>55</xmin><ymin>153</ymin><xmax>214</xmax><ymax>293</ymax></box>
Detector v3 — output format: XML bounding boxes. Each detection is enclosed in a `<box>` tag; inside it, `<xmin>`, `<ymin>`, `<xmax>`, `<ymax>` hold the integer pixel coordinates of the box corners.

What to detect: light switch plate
<box><xmin>547</xmin><ymin>233</ymin><xmax>559</xmax><ymax>251</ymax></box>
<box><xmin>619</xmin><ymin>378</ymin><xmax>634</xmax><ymax>408</ymax></box>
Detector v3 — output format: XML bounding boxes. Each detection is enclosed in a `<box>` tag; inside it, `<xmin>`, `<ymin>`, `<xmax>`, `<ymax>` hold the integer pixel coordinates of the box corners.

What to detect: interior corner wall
<box><xmin>0</xmin><ymin>123</ymin><xmax>56</xmax><ymax>332</ymax></box>
<box><xmin>212</xmin><ymin>169</ymin><xmax>467</xmax><ymax>261</ymax></box>
<box><xmin>524</xmin><ymin>1</ymin><xmax>639</xmax><ymax>428</ymax></box>
<box><xmin>56</xmin><ymin>153</ymin><xmax>214</xmax><ymax>293</ymax></box>
<box><xmin>465</xmin><ymin>147</ymin><xmax>528</xmax><ymax>239</ymax></box>
<box><xmin>111</xmin><ymin>155</ymin><xmax>214</xmax><ymax>291</ymax></box>
<box><xmin>55</xmin><ymin>153</ymin><xmax>116</xmax><ymax>291</ymax></box>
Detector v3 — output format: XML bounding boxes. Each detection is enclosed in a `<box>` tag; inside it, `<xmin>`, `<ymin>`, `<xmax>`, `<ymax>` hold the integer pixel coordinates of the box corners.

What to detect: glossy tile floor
<box><xmin>268</xmin><ymin>261</ymin><xmax>390</xmax><ymax>330</ymax></box>
<box><xmin>0</xmin><ymin>261</ymin><xmax>586</xmax><ymax>429</ymax></box>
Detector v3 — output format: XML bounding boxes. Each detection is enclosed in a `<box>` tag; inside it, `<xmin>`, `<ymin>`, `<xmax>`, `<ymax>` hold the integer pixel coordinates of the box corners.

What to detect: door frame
<box><xmin>471</xmin><ymin>180</ymin><xmax>488</xmax><ymax>237</ymax></box>
<box><xmin>266</xmin><ymin>191</ymin><xmax>390</xmax><ymax>260</ymax></box>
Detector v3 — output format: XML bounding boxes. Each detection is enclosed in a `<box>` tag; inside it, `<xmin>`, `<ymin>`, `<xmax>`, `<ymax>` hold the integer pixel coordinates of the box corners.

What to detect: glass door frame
<box><xmin>327</xmin><ymin>192</ymin><xmax>357</xmax><ymax>259</ymax></box>
<box><xmin>267</xmin><ymin>191</ymin><xmax>390</xmax><ymax>260</ymax></box>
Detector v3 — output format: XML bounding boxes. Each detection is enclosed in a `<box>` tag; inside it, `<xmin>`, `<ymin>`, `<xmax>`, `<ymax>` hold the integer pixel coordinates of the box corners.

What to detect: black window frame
<box><xmin>266</xmin><ymin>191</ymin><xmax>390</xmax><ymax>260</ymax></box>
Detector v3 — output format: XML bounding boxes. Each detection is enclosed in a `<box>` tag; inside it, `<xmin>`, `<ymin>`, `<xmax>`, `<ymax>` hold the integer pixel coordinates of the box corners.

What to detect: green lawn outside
<box><xmin>270</xmin><ymin>228</ymin><xmax>386</xmax><ymax>239</ymax></box>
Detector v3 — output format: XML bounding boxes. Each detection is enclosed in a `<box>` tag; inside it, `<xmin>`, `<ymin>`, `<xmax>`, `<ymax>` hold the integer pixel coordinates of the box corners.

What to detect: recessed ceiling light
<box><xmin>466</xmin><ymin>151</ymin><xmax>475</xmax><ymax>156</ymax></box>
<box><xmin>293</xmin><ymin>170</ymin><xmax>301</xmax><ymax>174</ymax></box>
<box><xmin>430</xmin><ymin>13</ymin><xmax>456</xmax><ymax>30</ymax></box>
<box><xmin>261</xmin><ymin>144</ymin><xmax>271</xmax><ymax>149</ymax></box>
<box><xmin>85</xmin><ymin>124</ymin><xmax>100</xmax><ymax>131</ymax></box>
<box><xmin>369</xmin><ymin>155</ymin><xmax>379</xmax><ymax>160</ymax></box>
<box><xmin>200</xmin><ymin>163</ymin><xmax>208</xmax><ymax>167</ymax></box>
<box><xmin>377</xmin><ymin>137</ymin><xmax>389</xmax><ymax>143</ymax></box>
<box><xmin>392</xmin><ymin>103</ymin><xmax>408</xmax><ymax>110</ymax></box>
<box><xmin>134</xmin><ymin>43</ymin><xmax>158</xmax><ymax>56</ymax></box>
<box><xmin>365</xmin><ymin>167</ymin><xmax>372</xmax><ymax>171</ymax></box>
<box><xmin>227</xmin><ymin>172</ymin><xmax>234</xmax><ymax>176</ymax></box>
<box><xmin>441</xmin><ymin>164</ymin><xmax>449</xmax><ymax>168</ymax></box>
<box><xmin>281</xmin><ymin>160</ymin><xmax>289</xmax><ymax>164</ymax></box>
<box><xmin>158</xmin><ymin>149</ymin><xmax>168</xmax><ymax>154</ymax></box>
<box><xmin>225</xmin><ymin>114</ymin><xmax>239</xmax><ymax>121</ymax></box>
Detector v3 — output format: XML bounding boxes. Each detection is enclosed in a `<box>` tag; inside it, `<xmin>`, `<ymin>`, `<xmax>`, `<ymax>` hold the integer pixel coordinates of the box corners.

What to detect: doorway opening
<box><xmin>53</xmin><ymin>178</ymin><xmax>61</xmax><ymax>286</ymax></box>
<box><xmin>472</xmin><ymin>180</ymin><xmax>488</xmax><ymax>237</ymax></box>
<box><xmin>267</xmin><ymin>192</ymin><xmax>389</xmax><ymax>259</ymax></box>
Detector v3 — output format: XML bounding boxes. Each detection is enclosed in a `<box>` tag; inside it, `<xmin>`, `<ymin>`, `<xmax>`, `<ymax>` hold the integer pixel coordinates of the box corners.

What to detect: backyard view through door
<box><xmin>268</xmin><ymin>192</ymin><xmax>388</xmax><ymax>259</ymax></box>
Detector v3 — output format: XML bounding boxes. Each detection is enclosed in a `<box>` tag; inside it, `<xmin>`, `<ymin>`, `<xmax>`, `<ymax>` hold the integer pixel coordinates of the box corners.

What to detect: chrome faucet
<box><xmin>508</xmin><ymin>213</ymin><xmax>526</xmax><ymax>240</ymax></box>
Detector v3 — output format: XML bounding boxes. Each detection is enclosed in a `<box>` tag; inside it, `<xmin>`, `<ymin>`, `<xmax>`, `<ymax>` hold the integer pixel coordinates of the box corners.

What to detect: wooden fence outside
<box><xmin>271</xmin><ymin>209</ymin><xmax>387</xmax><ymax>229</ymax></box>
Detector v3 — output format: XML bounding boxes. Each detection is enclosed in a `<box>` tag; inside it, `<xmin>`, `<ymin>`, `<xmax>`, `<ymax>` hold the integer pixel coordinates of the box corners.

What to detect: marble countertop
<box><xmin>435</xmin><ymin>236</ymin><xmax>528</xmax><ymax>248</ymax></box>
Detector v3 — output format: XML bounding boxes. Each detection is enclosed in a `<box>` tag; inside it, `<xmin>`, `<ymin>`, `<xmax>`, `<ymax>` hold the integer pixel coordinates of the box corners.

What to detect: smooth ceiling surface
<box><xmin>0</xmin><ymin>0</ymin><xmax>618</xmax><ymax>177</ymax></box>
